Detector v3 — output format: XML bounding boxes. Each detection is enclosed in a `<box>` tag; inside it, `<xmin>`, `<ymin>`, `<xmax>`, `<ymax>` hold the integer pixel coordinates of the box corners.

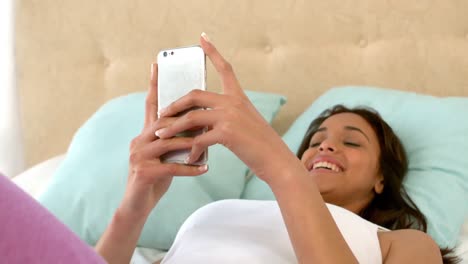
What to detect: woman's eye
<box><xmin>344</xmin><ymin>142</ymin><xmax>360</xmax><ymax>147</ymax></box>
<box><xmin>309</xmin><ymin>142</ymin><xmax>321</xmax><ymax>148</ymax></box>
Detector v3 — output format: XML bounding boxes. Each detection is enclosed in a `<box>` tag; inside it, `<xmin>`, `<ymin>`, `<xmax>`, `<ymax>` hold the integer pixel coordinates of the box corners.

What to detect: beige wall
<box><xmin>15</xmin><ymin>0</ymin><xmax>468</xmax><ymax>167</ymax></box>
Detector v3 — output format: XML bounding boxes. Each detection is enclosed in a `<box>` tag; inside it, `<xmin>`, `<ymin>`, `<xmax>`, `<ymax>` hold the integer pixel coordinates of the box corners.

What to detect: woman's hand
<box><xmin>96</xmin><ymin>63</ymin><xmax>208</xmax><ymax>264</ymax></box>
<box><xmin>155</xmin><ymin>34</ymin><xmax>298</xmax><ymax>184</ymax></box>
<box><xmin>118</xmin><ymin>63</ymin><xmax>208</xmax><ymax>219</ymax></box>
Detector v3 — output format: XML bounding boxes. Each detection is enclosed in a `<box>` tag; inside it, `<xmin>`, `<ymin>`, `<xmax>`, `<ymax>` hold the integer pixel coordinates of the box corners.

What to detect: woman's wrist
<box><xmin>117</xmin><ymin>182</ymin><xmax>165</xmax><ymax>222</ymax></box>
<box><xmin>114</xmin><ymin>206</ymin><xmax>149</xmax><ymax>226</ymax></box>
<box><xmin>255</xmin><ymin>137</ymin><xmax>308</xmax><ymax>189</ymax></box>
<box><xmin>267</xmin><ymin>159</ymin><xmax>309</xmax><ymax>191</ymax></box>
<box><xmin>95</xmin><ymin>206</ymin><xmax>149</xmax><ymax>264</ymax></box>
<box><xmin>115</xmin><ymin>197</ymin><xmax>156</xmax><ymax>227</ymax></box>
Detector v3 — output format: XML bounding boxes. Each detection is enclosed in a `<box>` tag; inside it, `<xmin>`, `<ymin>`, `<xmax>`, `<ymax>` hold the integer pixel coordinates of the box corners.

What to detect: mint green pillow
<box><xmin>38</xmin><ymin>90</ymin><xmax>285</xmax><ymax>250</ymax></box>
<box><xmin>242</xmin><ymin>86</ymin><xmax>468</xmax><ymax>248</ymax></box>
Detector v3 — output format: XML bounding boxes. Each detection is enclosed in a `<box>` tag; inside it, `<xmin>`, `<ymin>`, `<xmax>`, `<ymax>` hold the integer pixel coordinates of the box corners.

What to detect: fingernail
<box><xmin>184</xmin><ymin>157</ymin><xmax>191</xmax><ymax>164</ymax></box>
<box><xmin>151</xmin><ymin>63</ymin><xmax>156</xmax><ymax>79</ymax></box>
<box><xmin>201</xmin><ymin>32</ymin><xmax>210</xmax><ymax>42</ymax></box>
<box><xmin>155</xmin><ymin>128</ymin><xmax>166</xmax><ymax>137</ymax></box>
<box><xmin>199</xmin><ymin>164</ymin><xmax>208</xmax><ymax>171</ymax></box>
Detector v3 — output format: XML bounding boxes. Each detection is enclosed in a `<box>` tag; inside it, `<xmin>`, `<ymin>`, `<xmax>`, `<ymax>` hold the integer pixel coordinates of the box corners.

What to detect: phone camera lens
<box><xmin>171</xmin><ymin>51</ymin><xmax>174</xmax><ymax>55</ymax></box>
<box><xmin>163</xmin><ymin>51</ymin><xmax>167</xmax><ymax>57</ymax></box>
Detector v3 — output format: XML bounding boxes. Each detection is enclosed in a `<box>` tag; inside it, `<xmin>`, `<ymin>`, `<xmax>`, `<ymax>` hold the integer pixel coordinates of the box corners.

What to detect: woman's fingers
<box><xmin>187</xmin><ymin>129</ymin><xmax>221</xmax><ymax>164</ymax></box>
<box><xmin>134</xmin><ymin>116</ymin><xmax>178</xmax><ymax>144</ymax></box>
<box><xmin>156</xmin><ymin>109</ymin><xmax>221</xmax><ymax>139</ymax></box>
<box><xmin>134</xmin><ymin>137</ymin><xmax>195</xmax><ymax>161</ymax></box>
<box><xmin>132</xmin><ymin>160</ymin><xmax>207</xmax><ymax>186</ymax></box>
<box><xmin>159</xmin><ymin>90</ymin><xmax>225</xmax><ymax>118</ymax></box>
<box><xmin>156</xmin><ymin>162</ymin><xmax>208</xmax><ymax>177</ymax></box>
<box><xmin>200</xmin><ymin>33</ymin><xmax>245</xmax><ymax>98</ymax></box>
<box><xmin>144</xmin><ymin>63</ymin><xmax>159</xmax><ymax>129</ymax></box>
<box><xmin>131</xmin><ymin>138</ymin><xmax>208</xmax><ymax>180</ymax></box>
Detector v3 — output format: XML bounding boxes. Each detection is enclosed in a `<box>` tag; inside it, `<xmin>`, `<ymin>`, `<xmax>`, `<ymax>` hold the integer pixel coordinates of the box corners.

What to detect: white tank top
<box><xmin>162</xmin><ymin>199</ymin><xmax>384</xmax><ymax>264</ymax></box>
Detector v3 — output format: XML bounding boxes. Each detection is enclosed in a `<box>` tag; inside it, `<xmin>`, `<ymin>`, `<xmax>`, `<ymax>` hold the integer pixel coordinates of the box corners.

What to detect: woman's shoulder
<box><xmin>378</xmin><ymin>229</ymin><xmax>442</xmax><ymax>263</ymax></box>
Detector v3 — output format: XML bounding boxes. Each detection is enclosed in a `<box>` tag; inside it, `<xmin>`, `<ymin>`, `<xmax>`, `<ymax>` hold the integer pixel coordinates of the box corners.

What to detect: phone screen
<box><xmin>157</xmin><ymin>45</ymin><xmax>207</xmax><ymax>165</ymax></box>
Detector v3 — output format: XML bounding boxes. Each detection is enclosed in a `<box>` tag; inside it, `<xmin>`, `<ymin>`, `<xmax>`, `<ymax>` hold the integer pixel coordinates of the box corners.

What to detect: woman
<box><xmin>95</xmin><ymin>33</ymin><xmax>458</xmax><ymax>263</ymax></box>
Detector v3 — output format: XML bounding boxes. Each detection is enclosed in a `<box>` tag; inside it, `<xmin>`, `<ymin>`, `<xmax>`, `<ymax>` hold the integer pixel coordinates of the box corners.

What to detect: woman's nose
<box><xmin>319</xmin><ymin>140</ymin><xmax>336</xmax><ymax>152</ymax></box>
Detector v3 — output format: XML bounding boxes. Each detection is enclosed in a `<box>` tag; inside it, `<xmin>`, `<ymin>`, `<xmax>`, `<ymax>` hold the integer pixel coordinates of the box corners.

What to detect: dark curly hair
<box><xmin>296</xmin><ymin>105</ymin><xmax>460</xmax><ymax>264</ymax></box>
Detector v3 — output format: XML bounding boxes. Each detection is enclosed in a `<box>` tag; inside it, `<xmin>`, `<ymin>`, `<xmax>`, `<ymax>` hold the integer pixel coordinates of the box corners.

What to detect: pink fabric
<box><xmin>0</xmin><ymin>173</ymin><xmax>106</xmax><ymax>263</ymax></box>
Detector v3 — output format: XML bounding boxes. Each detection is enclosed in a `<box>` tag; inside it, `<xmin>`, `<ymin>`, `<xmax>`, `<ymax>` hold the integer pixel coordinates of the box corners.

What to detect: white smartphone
<box><xmin>157</xmin><ymin>45</ymin><xmax>207</xmax><ymax>165</ymax></box>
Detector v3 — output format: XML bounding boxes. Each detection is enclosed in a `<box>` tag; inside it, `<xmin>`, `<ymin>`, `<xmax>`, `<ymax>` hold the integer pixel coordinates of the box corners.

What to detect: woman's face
<box><xmin>300</xmin><ymin>113</ymin><xmax>384</xmax><ymax>213</ymax></box>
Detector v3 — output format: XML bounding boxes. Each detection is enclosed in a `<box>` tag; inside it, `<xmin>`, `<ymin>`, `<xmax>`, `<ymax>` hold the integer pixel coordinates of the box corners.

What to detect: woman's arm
<box><xmin>266</xmin><ymin>157</ymin><xmax>359</xmax><ymax>263</ymax></box>
<box><xmin>95</xmin><ymin>208</ymin><xmax>149</xmax><ymax>264</ymax></box>
<box><xmin>95</xmin><ymin>63</ymin><xmax>207</xmax><ymax>264</ymax></box>
<box><xmin>380</xmin><ymin>230</ymin><xmax>442</xmax><ymax>263</ymax></box>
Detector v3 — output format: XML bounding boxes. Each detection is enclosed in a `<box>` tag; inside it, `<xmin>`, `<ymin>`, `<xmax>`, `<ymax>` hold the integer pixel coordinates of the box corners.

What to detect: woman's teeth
<box><xmin>312</xmin><ymin>161</ymin><xmax>341</xmax><ymax>172</ymax></box>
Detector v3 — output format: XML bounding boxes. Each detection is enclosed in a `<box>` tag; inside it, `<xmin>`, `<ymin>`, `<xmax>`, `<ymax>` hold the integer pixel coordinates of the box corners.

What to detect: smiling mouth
<box><xmin>311</xmin><ymin>161</ymin><xmax>342</xmax><ymax>172</ymax></box>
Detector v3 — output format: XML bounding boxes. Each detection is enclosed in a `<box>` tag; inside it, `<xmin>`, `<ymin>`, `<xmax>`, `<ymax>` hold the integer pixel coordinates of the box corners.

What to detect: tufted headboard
<box><xmin>15</xmin><ymin>1</ymin><xmax>468</xmax><ymax>167</ymax></box>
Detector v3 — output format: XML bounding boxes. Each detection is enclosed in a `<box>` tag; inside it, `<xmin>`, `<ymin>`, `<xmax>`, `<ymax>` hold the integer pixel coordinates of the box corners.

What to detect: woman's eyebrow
<box><xmin>316</xmin><ymin>127</ymin><xmax>327</xmax><ymax>133</ymax></box>
<box><xmin>344</xmin><ymin>126</ymin><xmax>370</xmax><ymax>142</ymax></box>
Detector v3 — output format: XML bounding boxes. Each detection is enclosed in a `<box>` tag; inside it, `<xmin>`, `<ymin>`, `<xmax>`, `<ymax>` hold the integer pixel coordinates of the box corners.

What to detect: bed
<box><xmin>11</xmin><ymin>0</ymin><xmax>468</xmax><ymax>263</ymax></box>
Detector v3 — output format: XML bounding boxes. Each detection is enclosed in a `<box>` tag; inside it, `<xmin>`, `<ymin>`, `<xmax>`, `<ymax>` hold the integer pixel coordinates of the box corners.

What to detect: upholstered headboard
<box><xmin>15</xmin><ymin>1</ymin><xmax>468</xmax><ymax>167</ymax></box>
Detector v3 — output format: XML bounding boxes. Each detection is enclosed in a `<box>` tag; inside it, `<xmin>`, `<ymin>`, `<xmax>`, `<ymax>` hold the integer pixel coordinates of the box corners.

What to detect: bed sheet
<box><xmin>12</xmin><ymin>155</ymin><xmax>468</xmax><ymax>263</ymax></box>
